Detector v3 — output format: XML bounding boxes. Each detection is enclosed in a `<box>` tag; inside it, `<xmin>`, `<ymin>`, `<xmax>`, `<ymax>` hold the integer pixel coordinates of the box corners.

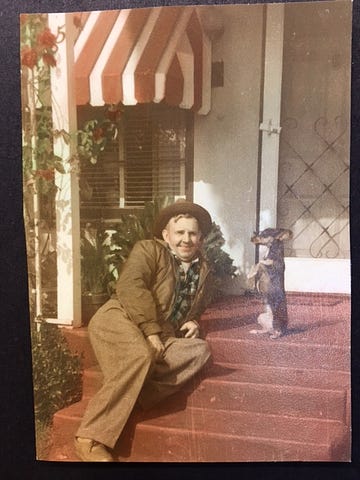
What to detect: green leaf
<box><xmin>31</xmin><ymin>321</ymin><xmax>82</xmax><ymax>425</ymax></box>
<box><xmin>54</xmin><ymin>160</ymin><xmax>66</xmax><ymax>174</ymax></box>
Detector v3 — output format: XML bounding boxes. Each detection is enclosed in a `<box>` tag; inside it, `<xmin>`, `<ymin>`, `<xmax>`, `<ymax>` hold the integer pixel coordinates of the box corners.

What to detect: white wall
<box><xmin>285</xmin><ymin>258</ymin><xmax>350</xmax><ymax>294</ymax></box>
<box><xmin>194</xmin><ymin>4</ymin><xmax>264</xmax><ymax>291</ymax></box>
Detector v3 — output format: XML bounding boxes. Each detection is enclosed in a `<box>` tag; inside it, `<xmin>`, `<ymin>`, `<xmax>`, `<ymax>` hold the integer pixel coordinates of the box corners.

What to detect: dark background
<box><xmin>0</xmin><ymin>0</ymin><xmax>358</xmax><ymax>478</ymax></box>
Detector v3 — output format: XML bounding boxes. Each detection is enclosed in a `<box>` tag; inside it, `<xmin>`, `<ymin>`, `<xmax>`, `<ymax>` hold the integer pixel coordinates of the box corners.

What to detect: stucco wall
<box><xmin>193</xmin><ymin>4</ymin><xmax>264</xmax><ymax>291</ymax></box>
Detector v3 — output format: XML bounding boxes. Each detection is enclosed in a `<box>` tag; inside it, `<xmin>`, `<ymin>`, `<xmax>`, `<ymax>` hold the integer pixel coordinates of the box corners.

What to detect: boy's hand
<box><xmin>147</xmin><ymin>334</ymin><xmax>165</xmax><ymax>361</ymax></box>
<box><xmin>180</xmin><ymin>321</ymin><xmax>200</xmax><ymax>338</ymax></box>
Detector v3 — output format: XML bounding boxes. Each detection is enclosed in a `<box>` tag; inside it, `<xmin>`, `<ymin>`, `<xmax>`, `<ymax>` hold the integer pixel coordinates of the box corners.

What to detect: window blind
<box><xmin>80</xmin><ymin>104</ymin><xmax>191</xmax><ymax>210</ymax></box>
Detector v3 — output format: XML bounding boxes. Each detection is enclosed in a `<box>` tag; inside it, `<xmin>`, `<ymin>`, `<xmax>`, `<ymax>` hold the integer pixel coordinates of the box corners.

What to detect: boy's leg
<box><xmin>76</xmin><ymin>304</ymin><xmax>153</xmax><ymax>450</ymax></box>
<box><xmin>138</xmin><ymin>335</ymin><xmax>211</xmax><ymax>409</ymax></box>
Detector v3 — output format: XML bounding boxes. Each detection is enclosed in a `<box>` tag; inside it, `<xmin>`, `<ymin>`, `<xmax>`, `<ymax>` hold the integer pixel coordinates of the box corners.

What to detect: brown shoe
<box><xmin>74</xmin><ymin>437</ymin><xmax>114</xmax><ymax>462</ymax></box>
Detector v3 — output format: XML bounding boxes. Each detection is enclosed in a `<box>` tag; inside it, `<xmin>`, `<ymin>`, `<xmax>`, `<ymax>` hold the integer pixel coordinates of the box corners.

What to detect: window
<box><xmin>80</xmin><ymin>104</ymin><xmax>194</xmax><ymax>218</ymax></box>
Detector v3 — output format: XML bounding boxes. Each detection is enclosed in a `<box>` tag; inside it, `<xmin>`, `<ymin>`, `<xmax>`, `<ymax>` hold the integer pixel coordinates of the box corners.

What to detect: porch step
<box><xmin>118</xmin><ymin>407</ymin><xmax>348</xmax><ymax>462</ymax></box>
<box><xmin>48</xmin><ymin>396</ymin><xmax>349</xmax><ymax>462</ymax></box>
<box><xmin>81</xmin><ymin>363</ymin><xmax>349</xmax><ymax>423</ymax></box>
<box><xmin>82</xmin><ymin>362</ymin><xmax>350</xmax><ymax>400</ymax></box>
<box><xmin>64</xmin><ymin>326</ymin><xmax>350</xmax><ymax>385</ymax></box>
<box><xmin>47</xmin><ymin>293</ymin><xmax>350</xmax><ymax>462</ymax></box>
<box><xmin>208</xmin><ymin>337</ymin><xmax>349</xmax><ymax>371</ymax></box>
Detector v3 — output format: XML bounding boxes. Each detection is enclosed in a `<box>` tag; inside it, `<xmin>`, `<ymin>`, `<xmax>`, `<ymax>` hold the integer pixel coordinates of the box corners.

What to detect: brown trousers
<box><xmin>76</xmin><ymin>304</ymin><xmax>211</xmax><ymax>449</ymax></box>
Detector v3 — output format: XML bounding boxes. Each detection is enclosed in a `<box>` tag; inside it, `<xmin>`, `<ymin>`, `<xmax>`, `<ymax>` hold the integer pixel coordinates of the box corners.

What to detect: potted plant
<box><xmin>80</xmin><ymin>222</ymin><xmax>115</xmax><ymax>325</ymax></box>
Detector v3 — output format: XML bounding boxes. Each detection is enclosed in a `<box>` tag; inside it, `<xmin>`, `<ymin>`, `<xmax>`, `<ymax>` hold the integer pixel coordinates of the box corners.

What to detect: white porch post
<box><xmin>48</xmin><ymin>13</ymin><xmax>82</xmax><ymax>326</ymax></box>
<box><xmin>258</xmin><ymin>4</ymin><xmax>284</xmax><ymax>231</ymax></box>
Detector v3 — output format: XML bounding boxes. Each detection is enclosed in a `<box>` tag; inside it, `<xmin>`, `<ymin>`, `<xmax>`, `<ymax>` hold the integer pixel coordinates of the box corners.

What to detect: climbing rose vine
<box><xmin>20</xmin><ymin>14</ymin><xmax>65</xmax><ymax>195</ymax></box>
<box><xmin>20</xmin><ymin>16</ymin><xmax>60</xmax><ymax>71</ymax></box>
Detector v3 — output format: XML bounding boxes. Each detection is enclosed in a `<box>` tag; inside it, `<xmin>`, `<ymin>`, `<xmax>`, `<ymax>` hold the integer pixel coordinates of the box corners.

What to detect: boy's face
<box><xmin>162</xmin><ymin>216</ymin><xmax>202</xmax><ymax>262</ymax></box>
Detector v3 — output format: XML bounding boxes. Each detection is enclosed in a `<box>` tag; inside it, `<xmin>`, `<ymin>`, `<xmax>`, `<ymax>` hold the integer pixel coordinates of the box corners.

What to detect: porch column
<box><xmin>258</xmin><ymin>3</ymin><xmax>284</xmax><ymax>230</ymax></box>
<box><xmin>48</xmin><ymin>13</ymin><xmax>82</xmax><ymax>326</ymax></box>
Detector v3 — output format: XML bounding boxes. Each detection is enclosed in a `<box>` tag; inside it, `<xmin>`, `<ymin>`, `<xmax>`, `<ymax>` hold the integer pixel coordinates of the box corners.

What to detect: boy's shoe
<box><xmin>74</xmin><ymin>437</ymin><xmax>114</xmax><ymax>462</ymax></box>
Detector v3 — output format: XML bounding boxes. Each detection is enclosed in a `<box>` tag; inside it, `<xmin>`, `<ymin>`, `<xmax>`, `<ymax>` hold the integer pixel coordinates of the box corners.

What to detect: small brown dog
<box><xmin>247</xmin><ymin>228</ymin><xmax>293</xmax><ymax>339</ymax></box>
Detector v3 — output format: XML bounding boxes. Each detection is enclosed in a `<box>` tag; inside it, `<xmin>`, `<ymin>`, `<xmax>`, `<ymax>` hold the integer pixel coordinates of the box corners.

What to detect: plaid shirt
<box><xmin>170</xmin><ymin>253</ymin><xmax>201</xmax><ymax>330</ymax></box>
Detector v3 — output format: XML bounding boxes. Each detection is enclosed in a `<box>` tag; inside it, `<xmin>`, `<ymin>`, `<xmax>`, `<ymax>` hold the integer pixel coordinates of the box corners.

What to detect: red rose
<box><xmin>36</xmin><ymin>169</ymin><xmax>55</xmax><ymax>181</ymax></box>
<box><xmin>42</xmin><ymin>52</ymin><xmax>57</xmax><ymax>67</ymax></box>
<box><xmin>21</xmin><ymin>46</ymin><xmax>38</xmax><ymax>69</ymax></box>
<box><xmin>93</xmin><ymin>127</ymin><xmax>104</xmax><ymax>142</ymax></box>
<box><xmin>37</xmin><ymin>28</ymin><xmax>57</xmax><ymax>48</ymax></box>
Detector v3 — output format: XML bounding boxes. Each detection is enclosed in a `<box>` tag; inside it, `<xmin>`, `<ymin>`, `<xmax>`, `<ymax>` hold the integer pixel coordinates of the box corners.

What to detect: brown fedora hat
<box><xmin>153</xmin><ymin>199</ymin><xmax>212</xmax><ymax>238</ymax></box>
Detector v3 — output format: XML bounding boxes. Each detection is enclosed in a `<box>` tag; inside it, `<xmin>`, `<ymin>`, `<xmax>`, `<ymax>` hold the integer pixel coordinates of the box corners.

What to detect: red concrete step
<box><xmin>83</xmin><ymin>363</ymin><xmax>350</xmax><ymax>397</ymax></box>
<box><xmin>205</xmin><ymin>293</ymin><xmax>350</xmax><ymax>316</ymax></box>
<box><xmin>64</xmin><ymin>326</ymin><xmax>350</xmax><ymax>374</ymax></box>
<box><xmin>208</xmin><ymin>337</ymin><xmax>349</xmax><ymax>371</ymax></box>
<box><xmin>48</xmin><ymin>400</ymin><xmax>349</xmax><ymax>462</ymax></box>
<box><xmin>82</xmin><ymin>362</ymin><xmax>350</xmax><ymax>399</ymax></box>
<box><xmin>201</xmin><ymin>362</ymin><xmax>350</xmax><ymax>391</ymax></box>
<box><xmin>60</xmin><ymin>294</ymin><xmax>350</xmax><ymax>371</ymax></box>
<box><xmin>67</xmin><ymin>329</ymin><xmax>349</xmax><ymax>375</ymax></box>
<box><xmin>184</xmin><ymin>376</ymin><xmax>347</xmax><ymax>422</ymax></box>
<box><xmin>115</xmin><ymin>406</ymin><xmax>349</xmax><ymax>462</ymax></box>
<box><xmin>202</xmin><ymin>294</ymin><xmax>350</xmax><ymax>348</ymax></box>
<box><xmin>49</xmin><ymin>294</ymin><xmax>350</xmax><ymax>463</ymax></box>
<box><xmin>81</xmin><ymin>363</ymin><xmax>349</xmax><ymax>423</ymax></box>
<box><xmin>204</xmin><ymin>319</ymin><xmax>350</xmax><ymax>348</ymax></box>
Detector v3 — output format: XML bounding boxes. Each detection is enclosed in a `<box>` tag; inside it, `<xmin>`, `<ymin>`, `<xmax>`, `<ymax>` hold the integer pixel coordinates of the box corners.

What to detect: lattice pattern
<box><xmin>277</xmin><ymin>116</ymin><xmax>349</xmax><ymax>259</ymax></box>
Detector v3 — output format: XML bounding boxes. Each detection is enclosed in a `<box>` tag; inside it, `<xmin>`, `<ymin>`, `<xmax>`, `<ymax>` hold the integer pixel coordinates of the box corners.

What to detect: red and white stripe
<box><xmin>73</xmin><ymin>6</ymin><xmax>211</xmax><ymax>114</ymax></box>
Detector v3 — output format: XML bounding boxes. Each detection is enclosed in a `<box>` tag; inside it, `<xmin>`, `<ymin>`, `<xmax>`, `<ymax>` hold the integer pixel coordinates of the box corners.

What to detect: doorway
<box><xmin>259</xmin><ymin>1</ymin><xmax>351</xmax><ymax>293</ymax></box>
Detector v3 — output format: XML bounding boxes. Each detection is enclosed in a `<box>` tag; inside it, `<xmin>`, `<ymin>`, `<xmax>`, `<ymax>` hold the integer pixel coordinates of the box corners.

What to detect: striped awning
<box><xmin>73</xmin><ymin>6</ymin><xmax>211</xmax><ymax>114</ymax></box>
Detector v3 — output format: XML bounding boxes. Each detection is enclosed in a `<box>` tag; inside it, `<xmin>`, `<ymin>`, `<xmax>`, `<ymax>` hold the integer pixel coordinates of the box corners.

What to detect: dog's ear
<box><xmin>275</xmin><ymin>229</ymin><xmax>293</xmax><ymax>241</ymax></box>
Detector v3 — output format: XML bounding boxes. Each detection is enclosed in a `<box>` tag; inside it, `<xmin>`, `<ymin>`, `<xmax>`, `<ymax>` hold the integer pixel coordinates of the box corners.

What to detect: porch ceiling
<box><xmin>73</xmin><ymin>6</ymin><xmax>211</xmax><ymax>114</ymax></box>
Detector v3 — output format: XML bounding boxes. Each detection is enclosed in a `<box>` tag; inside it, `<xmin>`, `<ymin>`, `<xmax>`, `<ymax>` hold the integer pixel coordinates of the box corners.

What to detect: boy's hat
<box><xmin>153</xmin><ymin>199</ymin><xmax>212</xmax><ymax>238</ymax></box>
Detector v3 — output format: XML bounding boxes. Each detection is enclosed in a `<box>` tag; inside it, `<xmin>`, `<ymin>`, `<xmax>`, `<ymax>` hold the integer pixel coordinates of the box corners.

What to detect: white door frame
<box><xmin>258</xmin><ymin>3</ymin><xmax>284</xmax><ymax>232</ymax></box>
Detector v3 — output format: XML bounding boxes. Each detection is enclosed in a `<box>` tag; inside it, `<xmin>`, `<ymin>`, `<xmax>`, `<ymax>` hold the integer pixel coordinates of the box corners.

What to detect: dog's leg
<box><xmin>269</xmin><ymin>330</ymin><xmax>282</xmax><ymax>339</ymax></box>
<box><xmin>269</xmin><ymin>299</ymin><xmax>288</xmax><ymax>339</ymax></box>
<box><xmin>250</xmin><ymin>305</ymin><xmax>273</xmax><ymax>335</ymax></box>
<box><xmin>247</xmin><ymin>263</ymin><xmax>260</xmax><ymax>291</ymax></box>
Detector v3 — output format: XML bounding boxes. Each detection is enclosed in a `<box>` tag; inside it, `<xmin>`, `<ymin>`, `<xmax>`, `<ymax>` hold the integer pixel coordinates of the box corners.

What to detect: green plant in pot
<box><xmin>80</xmin><ymin>222</ymin><xmax>115</xmax><ymax>325</ymax></box>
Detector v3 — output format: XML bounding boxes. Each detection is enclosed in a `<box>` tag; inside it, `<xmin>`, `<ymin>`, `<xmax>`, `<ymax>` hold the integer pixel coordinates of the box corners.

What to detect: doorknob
<box><xmin>259</xmin><ymin>119</ymin><xmax>282</xmax><ymax>135</ymax></box>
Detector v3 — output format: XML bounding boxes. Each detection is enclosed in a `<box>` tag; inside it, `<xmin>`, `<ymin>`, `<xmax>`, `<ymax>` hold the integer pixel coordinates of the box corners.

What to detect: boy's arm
<box><xmin>116</xmin><ymin>241</ymin><xmax>162</xmax><ymax>337</ymax></box>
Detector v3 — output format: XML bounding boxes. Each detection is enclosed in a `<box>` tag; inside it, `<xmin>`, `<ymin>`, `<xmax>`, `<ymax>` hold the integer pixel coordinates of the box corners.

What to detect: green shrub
<box><xmin>80</xmin><ymin>224</ymin><xmax>115</xmax><ymax>295</ymax></box>
<box><xmin>31</xmin><ymin>321</ymin><xmax>83</xmax><ymax>425</ymax></box>
<box><xmin>203</xmin><ymin>222</ymin><xmax>238</xmax><ymax>279</ymax></box>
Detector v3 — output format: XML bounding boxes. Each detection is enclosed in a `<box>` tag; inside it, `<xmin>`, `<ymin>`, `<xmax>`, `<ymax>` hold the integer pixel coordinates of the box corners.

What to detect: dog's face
<box><xmin>251</xmin><ymin>228</ymin><xmax>293</xmax><ymax>245</ymax></box>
